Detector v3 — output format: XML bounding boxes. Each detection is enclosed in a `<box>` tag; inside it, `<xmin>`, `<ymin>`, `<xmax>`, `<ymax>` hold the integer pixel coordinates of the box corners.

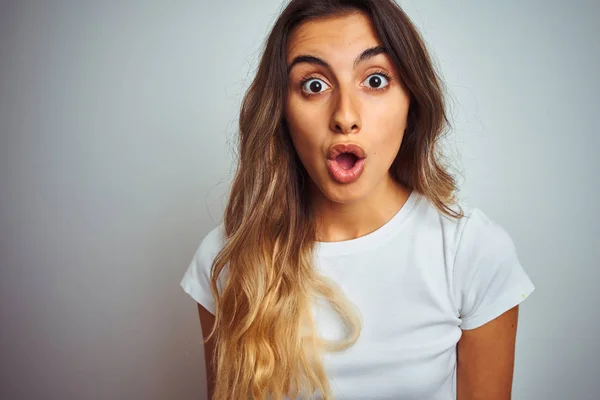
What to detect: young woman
<box><xmin>181</xmin><ymin>1</ymin><xmax>535</xmax><ymax>399</ymax></box>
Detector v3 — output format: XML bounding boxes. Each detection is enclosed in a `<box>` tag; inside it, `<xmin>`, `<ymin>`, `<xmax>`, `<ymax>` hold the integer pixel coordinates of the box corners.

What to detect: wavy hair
<box><xmin>206</xmin><ymin>0</ymin><xmax>463</xmax><ymax>398</ymax></box>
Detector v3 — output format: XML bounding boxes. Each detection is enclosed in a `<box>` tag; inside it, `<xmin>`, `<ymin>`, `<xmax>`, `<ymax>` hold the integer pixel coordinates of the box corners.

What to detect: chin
<box><xmin>318</xmin><ymin>180</ymin><xmax>370</xmax><ymax>204</ymax></box>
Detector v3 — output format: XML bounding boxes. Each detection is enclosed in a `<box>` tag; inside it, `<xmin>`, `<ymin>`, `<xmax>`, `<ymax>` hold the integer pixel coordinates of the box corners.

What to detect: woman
<box><xmin>181</xmin><ymin>0</ymin><xmax>535</xmax><ymax>399</ymax></box>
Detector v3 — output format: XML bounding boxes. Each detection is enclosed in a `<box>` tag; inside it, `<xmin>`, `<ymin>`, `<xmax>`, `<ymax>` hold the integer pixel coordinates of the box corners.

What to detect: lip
<box><xmin>327</xmin><ymin>142</ymin><xmax>367</xmax><ymax>160</ymax></box>
<box><xmin>326</xmin><ymin>158</ymin><xmax>366</xmax><ymax>184</ymax></box>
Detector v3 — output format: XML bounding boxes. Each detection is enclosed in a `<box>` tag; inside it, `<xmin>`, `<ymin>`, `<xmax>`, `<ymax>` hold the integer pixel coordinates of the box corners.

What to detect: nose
<box><xmin>329</xmin><ymin>87</ymin><xmax>361</xmax><ymax>134</ymax></box>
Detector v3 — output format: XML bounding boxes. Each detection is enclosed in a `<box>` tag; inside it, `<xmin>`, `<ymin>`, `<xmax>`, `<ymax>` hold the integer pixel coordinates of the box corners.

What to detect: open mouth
<box><xmin>335</xmin><ymin>152</ymin><xmax>359</xmax><ymax>170</ymax></box>
<box><xmin>326</xmin><ymin>142</ymin><xmax>367</xmax><ymax>184</ymax></box>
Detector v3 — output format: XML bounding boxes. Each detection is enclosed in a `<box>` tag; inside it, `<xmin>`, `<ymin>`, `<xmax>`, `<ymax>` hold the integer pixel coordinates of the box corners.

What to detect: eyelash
<box><xmin>299</xmin><ymin>69</ymin><xmax>394</xmax><ymax>97</ymax></box>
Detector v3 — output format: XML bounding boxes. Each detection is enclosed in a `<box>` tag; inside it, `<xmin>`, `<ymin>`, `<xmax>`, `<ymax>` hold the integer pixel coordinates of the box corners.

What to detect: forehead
<box><xmin>286</xmin><ymin>12</ymin><xmax>381</xmax><ymax>63</ymax></box>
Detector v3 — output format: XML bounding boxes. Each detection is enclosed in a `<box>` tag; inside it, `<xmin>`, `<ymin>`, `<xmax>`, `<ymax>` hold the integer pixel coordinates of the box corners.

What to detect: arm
<box><xmin>197</xmin><ymin>303</ymin><xmax>217</xmax><ymax>400</ymax></box>
<box><xmin>456</xmin><ymin>305</ymin><xmax>519</xmax><ymax>400</ymax></box>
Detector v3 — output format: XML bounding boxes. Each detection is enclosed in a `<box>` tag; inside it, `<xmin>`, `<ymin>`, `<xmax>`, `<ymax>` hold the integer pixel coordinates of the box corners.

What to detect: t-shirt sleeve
<box><xmin>180</xmin><ymin>224</ymin><xmax>225</xmax><ymax>315</ymax></box>
<box><xmin>453</xmin><ymin>209</ymin><xmax>535</xmax><ymax>330</ymax></box>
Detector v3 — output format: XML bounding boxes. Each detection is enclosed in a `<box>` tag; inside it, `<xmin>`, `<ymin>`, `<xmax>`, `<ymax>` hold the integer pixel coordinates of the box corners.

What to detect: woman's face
<box><xmin>284</xmin><ymin>12</ymin><xmax>411</xmax><ymax>205</ymax></box>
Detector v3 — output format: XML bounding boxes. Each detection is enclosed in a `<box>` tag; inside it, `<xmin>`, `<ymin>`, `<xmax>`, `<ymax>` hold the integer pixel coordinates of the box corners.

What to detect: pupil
<box><xmin>310</xmin><ymin>81</ymin><xmax>322</xmax><ymax>92</ymax></box>
<box><xmin>370</xmin><ymin>76</ymin><xmax>381</xmax><ymax>88</ymax></box>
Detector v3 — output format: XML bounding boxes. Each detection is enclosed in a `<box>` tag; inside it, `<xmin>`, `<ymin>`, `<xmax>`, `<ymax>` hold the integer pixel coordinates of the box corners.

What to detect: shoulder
<box><xmin>189</xmin><ymin>222</ymin><xmax>228</xmax><ymax>281</ymax></box>
<box><xmin>180</xmin><ymin>222</ymin><xmax>228</xmax><ymax>314</ymax></box>
<box><xmin>195</xmin><ymin>222</ymin><xmax>227</xmax><ymax>261</ymax></box>
<box><xmin>431</xmin><ymin>200</ymin><xmax>536</xmax><ymax>329</ymax></box>
<box><xmin>417</xmin><ymin>193</ymin><xmax>515</xmax><ymax>261</ymax></box>
<box><xmin>453</xmin><ymin>205</ymin><xmax>517</xmax><ymax>267</ymax></box>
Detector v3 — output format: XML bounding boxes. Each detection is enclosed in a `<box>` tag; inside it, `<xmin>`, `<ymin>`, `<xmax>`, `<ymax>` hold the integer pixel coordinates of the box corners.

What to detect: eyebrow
<box><xmin>286</xmin><ymin>45</ymin><xmax>387</xmax><ymax>74</ymax></box>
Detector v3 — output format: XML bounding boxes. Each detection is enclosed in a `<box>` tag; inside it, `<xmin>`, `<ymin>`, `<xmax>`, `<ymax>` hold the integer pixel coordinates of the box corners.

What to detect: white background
<box><xmin>1</xmin><ymin>1</ymin><xmax>598</xmax><ymax>399</ymax></box>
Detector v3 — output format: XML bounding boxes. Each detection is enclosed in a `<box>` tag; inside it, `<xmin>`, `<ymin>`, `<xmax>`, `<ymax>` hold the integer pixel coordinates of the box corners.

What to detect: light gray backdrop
<box><xmin>1</xmin><ymin>1</ymin><xmax>598</xmax><ymax>399</ymax></box>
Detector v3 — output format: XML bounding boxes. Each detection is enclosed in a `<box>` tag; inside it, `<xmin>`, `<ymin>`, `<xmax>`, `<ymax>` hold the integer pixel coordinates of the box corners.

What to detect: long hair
<box><xmin>206</xmin><ymin>1</ymin><xmax>463</xmax><ymax>398</ymax></box>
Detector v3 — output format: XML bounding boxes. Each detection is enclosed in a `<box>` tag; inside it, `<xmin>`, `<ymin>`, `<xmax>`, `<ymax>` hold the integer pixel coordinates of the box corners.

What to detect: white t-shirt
<box><xmin>180</xmin><ymin>190</ymin><xmax>535</xmax><ymax>399</ymax></box>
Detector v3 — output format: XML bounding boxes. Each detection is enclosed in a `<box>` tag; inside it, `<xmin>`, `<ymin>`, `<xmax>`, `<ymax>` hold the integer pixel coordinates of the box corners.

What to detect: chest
<box><xmin>311</xmin><ymin>243</ymin><xmax>462</xmax><ymax>399</ymax></box>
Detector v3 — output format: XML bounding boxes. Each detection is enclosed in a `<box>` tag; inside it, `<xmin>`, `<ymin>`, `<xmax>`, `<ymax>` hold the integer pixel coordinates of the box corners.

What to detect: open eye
<box><xmin>363</xmin><ymin>73</ymin><xmax>391</xmax><ymax>90</ymax></box>
<box><xmin>301</xmin><ymin>77</ymin><xmax>331</xmax><ymax>95</ymax></box>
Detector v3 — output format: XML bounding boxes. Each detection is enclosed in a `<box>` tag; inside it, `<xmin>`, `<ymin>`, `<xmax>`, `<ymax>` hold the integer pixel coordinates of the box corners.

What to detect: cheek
<box><xmin>372</xmin><ymin>93</ymin><xmax>409</xmax><ymax>142</ymax></box>
<box><xmin>284</xmin><ymin>124</ymin><xmax>317</xmax><ymax>177</ymax></box>
<box><xmin>285</xmin><ymin>100</ymin><xmax>324</xmax><ymax>155</ymax></box>
<box><xmin>291</xmin><ymin>132</ymin><xmax>322</xmax><ymax>171</ymax></box>
<box><xmin>368</xmin><ymin>114</ymin><xmax>407</xmax><ymax>164</ymax></box>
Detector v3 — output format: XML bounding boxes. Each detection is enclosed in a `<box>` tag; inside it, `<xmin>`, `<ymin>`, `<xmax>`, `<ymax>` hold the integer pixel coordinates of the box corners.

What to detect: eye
<box><xmin>363</xmin><ymin>72</ymin><xmax>392</xmax><ymax>90</ymax></box>
<box><xmin>301</xmin><ymin>77</ymin><xmax>330</xmax><ymax>95</ymax></box>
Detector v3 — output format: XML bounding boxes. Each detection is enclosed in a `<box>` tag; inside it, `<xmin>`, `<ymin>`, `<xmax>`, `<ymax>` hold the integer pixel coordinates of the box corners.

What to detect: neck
<box><xmin>310</xmin><ymin>173</ymin><xmax>412</xmax><ymax>243</ymax></box>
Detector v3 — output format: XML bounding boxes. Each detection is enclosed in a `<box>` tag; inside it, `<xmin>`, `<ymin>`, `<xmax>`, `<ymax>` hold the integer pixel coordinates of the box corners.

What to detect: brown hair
<box><xmin>206</xmin><ymin>1</ymin><xmax>462</xmax><ymax>398</ymax></box>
